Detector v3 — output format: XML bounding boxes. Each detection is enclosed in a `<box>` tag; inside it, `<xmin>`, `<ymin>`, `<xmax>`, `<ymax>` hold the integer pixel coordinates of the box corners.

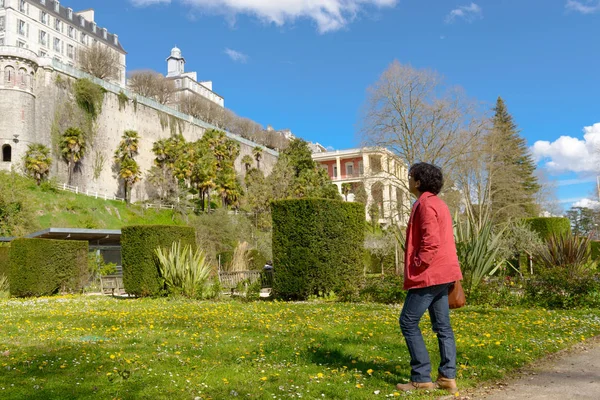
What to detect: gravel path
<box><xmin>461</xmin><ymin>335</ymin><xmax>600</xmax><ymax>400</ymax></box>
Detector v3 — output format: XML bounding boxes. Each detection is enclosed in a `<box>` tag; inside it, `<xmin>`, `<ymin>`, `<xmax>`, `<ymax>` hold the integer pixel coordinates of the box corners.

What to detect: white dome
<box><xmin>170</xmin><ymin>46</ymin><xmax>182</xmax><ymax>58</ymax></box>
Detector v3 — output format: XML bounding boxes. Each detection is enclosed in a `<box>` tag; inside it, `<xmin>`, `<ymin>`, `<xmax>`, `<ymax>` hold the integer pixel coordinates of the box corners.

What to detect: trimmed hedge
<box><xmin>523</xmin><ymin>217</ymin><xmax>571</xmax><ymax>240</ymax></box>
<box><xmin>0</xmin><ymin>245</ymin><xmax>10</xmax><ymax>278</ymax></box>
<box><xmin>121</xmin><ymin>225</ymin><xmax>196</xmax><ymax>296</ymax></box>
<box><xmin>591</xmin><ymin>241</ymin><xmax>600</xmax><ymax>261</ymax></box>
<box><xmin>271</xmin><ymin>198</ymin><xmax>365</xmax><ymax>300</ymax></box>
<box><xmin>8</xmin><ymin>238</ymin><xmax>88</xmax><ymax>297</ymax></box>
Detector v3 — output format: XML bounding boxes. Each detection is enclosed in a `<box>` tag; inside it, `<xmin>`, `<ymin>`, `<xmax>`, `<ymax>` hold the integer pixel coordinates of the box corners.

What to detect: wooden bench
<box><xmin>100</xmin><ymin>275</ymin><xmax>125</xmax><ymax>295</ymax></box>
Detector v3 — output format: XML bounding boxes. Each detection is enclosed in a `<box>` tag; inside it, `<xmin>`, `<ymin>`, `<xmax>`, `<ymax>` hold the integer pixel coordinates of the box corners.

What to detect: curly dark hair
<box><xmin>409</xmin><ymin>162</ymin><xmax>444</xmax><ymax>195</ymax></box>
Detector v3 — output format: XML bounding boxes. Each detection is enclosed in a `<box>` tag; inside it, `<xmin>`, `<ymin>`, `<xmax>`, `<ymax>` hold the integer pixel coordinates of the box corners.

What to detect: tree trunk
<box><xmin>67</xmin><ymin>160</ymin><xmax>72</xmax><ymax>186</ymax></box>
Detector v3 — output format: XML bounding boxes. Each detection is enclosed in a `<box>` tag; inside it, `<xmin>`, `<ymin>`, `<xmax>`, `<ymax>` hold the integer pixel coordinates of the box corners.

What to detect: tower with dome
<box><xmin>165</xmin><ymin>46</ymin><xmax>224</xmax><ymax>107</ymax></box>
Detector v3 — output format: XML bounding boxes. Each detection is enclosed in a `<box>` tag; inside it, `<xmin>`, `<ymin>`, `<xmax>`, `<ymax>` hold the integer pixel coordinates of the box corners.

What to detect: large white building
<box><xmin>166</xmin><ymin>46</ymin><xmax>224</xmax><ymax>107</ymax></box>
<box><xmin>312</xmin><ymin>147</ymin><xmax>410</xmax><ymax>226</ymax></box>
<box><xmin>0</xmin><ymin>0</ymin><xmax>126</xmax><ymax>86</ymax></box>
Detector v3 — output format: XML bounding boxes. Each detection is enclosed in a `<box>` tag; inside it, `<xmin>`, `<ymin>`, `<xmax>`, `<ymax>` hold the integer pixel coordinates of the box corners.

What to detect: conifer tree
<box><xmin>486</xmin><ymin>97</ymin><xmax>540</xmax><ymax>222</ymax></box>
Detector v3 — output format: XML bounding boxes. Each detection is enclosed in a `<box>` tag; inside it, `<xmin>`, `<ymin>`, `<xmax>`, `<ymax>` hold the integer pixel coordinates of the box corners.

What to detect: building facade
<box><xmin>312</xmin><ymin>147</ymin><xmax>410</xmax><ymax>226</ymax></box>
<box><xmin>0</xmin><ymin>0</ymin><xmax>126</xmax><ymax>86</ymax></box>
<box><xmin>165</xmin><ymin>46</ymin><xmax>224</xmax><ymax>107</ymax></box>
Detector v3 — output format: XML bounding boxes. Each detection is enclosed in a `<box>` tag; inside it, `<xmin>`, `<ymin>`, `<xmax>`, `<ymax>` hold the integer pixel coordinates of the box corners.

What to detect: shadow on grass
<box><xmin>308</xmin><ymin>346</ymin><xmax>410</xmax><ymax>386</ymax></box>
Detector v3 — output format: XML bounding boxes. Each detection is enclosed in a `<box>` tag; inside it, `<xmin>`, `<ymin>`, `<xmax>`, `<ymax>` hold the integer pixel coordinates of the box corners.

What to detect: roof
<box><xmin>37</xmin><ymin>1</ymin><xmax>126</xmax><ymax>54</ymax></box>
<box><xmin>0</xmin><ymin>228</ymin><xmax>122</xmax><ymax>246</ymax></box>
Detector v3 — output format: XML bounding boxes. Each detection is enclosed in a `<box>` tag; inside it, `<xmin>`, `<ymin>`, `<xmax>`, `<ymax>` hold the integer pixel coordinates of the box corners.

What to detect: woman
<box><xmin>396</xmin><ymin>162</ymin><xmax>462</xmax><ymax>394</ymax></box>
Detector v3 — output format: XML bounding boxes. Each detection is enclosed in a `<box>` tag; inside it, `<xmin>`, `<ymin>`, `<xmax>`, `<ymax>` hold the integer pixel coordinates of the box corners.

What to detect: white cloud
<box><xmin>531</xmin><ymin>123</ymin><xmax>600</xmax><ymax>173</ymax></box>
<box><xmin>224</xmin><ymin>48</ymin><xmax>248</xmax><ymax>63</ymax></box>
<box><xmin>131</xmin><ymin>0</ymin><xmax>397</xmax><ymax>33</ymax></box>
<box><xmin>572</xmin><ymin>198</ymin><xmax>600</xmax><ymax>208</ymax></box>
<box><xmin>131</xmin><ymin>0</ymin><xmax>171</xmax><ymax>6</ymax></box>
<box><xmin>565</xmin><ymin>0</ymin><xmax>600</xmax><ymax>14</ymax></box>
<box><xmin>445</xmin><ymin>2</ymin><xmax>482</xmax><ymax>23</ymax></box>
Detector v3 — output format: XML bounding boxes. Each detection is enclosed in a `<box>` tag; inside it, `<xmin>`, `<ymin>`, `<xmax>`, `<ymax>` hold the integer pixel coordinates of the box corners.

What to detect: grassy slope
<box><xmin>14</xmin><ymin>180</ymin><xmax>184</xmax><ymax>232</ymax></box>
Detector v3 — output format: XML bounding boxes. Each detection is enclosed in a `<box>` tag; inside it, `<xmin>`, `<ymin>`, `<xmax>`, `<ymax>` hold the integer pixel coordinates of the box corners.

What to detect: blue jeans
<box><xmin>399</xmin><ymin>283</ymin><xmax>456</xmax><ymax>382</ymax></box>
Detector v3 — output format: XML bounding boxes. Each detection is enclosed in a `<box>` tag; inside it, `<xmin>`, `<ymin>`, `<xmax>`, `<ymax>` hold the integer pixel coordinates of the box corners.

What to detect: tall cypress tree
<box><xmin>486</xmin><ymin>97</ymin><xmax>540</xmax><ymax>222</ymax></box>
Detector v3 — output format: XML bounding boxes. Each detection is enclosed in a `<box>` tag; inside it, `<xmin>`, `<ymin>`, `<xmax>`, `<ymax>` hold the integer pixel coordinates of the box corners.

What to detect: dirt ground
<box><xmin>454</xmin><ymin>335</ymin><xmax>600</xmax><ymax>400</ymax></box>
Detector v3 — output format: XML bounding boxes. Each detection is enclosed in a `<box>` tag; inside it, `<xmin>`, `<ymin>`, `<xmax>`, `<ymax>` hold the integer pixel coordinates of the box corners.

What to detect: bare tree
<box><xmin>128</xmin><ymin>70</ymin><xmax>175</xmax><ymax>105</ymax></box>
<box><xmin>78</xmin><ymin>43</ymin><xmax>120</xmax><ymax>81</ymax></box>
<box><xmin>360</xmin><ymin>60</ymin><xmax>486</xmax><ymax>189</ymax></box>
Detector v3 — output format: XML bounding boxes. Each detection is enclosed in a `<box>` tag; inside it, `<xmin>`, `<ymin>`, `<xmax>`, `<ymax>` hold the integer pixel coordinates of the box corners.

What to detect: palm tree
<box><xmin>115</xmin><ymin>130</ymin><xmax>140</xmax><ymax>160</ymax></box>
<box><xmin>59</xmin><ymin>127</ymin><xmax>86</xmax><ymax>185</ymax></box>
<box><xmin>341</xmin><ymin>182</ymin><xmax>352</xmax><ymax>201</ymax></box>
<box><xmin>252</xmin><ymin>146</ymin><xmax>263</xmax><ymax>170</ymax></box>
<box><xmin>241</xmin><ymin>155</ymin><xmax>253</xmax><ymax>172</ymax></box>
<box><xmin>114</xmin><ymin>130</ymin><xmax>141</xmax><ymax>203</ymax></box>
<box><xmin>116</xmin><ymin>157</ymin><xmax>141</xmax><ymax>203</ymax></box>
<box><xmin>24</xmin><ymin>143</ymin><xmax>52</xmax><ymax>186</ymax></box>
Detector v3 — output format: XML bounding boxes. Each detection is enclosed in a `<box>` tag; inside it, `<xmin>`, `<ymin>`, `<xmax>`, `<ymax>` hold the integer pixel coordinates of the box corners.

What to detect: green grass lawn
<box><xmin>25</xmin><ymin>182</ymin><xmax>183</xmax><ymax>230</ymax></box>
<box><xmin>1</xmin><ymin>296</ymin><xmax>599</xmax><ymax>400</ymax></box>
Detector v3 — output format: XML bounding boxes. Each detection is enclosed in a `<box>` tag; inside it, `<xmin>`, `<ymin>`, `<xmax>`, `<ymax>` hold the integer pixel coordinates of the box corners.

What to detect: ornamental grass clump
<box><xmin>155</xmin><ymin>241</ymin><xmax>214</xmax><ymax>298</ymax></box>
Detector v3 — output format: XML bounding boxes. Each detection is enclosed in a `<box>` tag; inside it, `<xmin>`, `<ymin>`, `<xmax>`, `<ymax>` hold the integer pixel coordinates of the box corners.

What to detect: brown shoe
<box><xmin>395</xmin><ymin>381</ymin><xmax>435</xmax><ymax>392</ymax></box>
<box><xmin>435</xmin><ymin>376</ymin><xmax>458</xmax><ymax>394</ymax></box>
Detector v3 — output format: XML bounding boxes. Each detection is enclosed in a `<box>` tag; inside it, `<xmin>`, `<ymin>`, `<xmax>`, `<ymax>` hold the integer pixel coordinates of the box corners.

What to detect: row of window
<box><xmin>2</xmin><ymin>65</ymin><xmax>34</xmax><ymax>90</ymax></box>
<box><xmin>324</xmin><ymin>161</ymin><xmax>365</xmax><ymax>178</ymax></box>
<box><xmin>16</xmin><ymin>0</ymin><xmax>109</xmax><ymax>39</ymax></box>
<box><xmin>18</xmin><ymin>18</ymin><xmax>92</xmax><ymax>45</ymax></box>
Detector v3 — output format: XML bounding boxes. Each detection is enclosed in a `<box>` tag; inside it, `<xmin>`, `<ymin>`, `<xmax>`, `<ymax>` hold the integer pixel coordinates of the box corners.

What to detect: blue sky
<box><xmin>69</xmin><ymin>0</ymin><xmax>600</xmax><ymax>211</ymax></box>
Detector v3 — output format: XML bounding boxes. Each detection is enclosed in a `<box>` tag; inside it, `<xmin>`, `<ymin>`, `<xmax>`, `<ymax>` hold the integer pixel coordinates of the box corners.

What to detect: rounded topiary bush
<box><xmin>121</xmin><ymin>225</ymin><xmax>196</xmax><ymax>296</ymax></box>
<box><xmin>0</xmin><ymin>245</ymin><xmax>10</xmax><ymax>278</ymax></box>
<box><xmin>271</xmin><ymin>198</ymin><xmax>365</xmax><ymax>300</ymax></box>
<box><xmin>8</xmin><ymin>238</ymin><xmax>88</xmax><ymax>297</ymax></box>
<box><xmin>523</xmin><ymin>217</ymin><xmax>570</xmax><ymax>240</ymax></box>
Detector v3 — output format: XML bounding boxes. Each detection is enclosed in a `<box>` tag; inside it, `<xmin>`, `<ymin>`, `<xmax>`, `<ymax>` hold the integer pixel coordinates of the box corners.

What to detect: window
<box><xmin>0</xmin><ymin>16</ymin><xmax>4</xmax><ymax>32</ymax></box>
<box><xmin>333</xmin><ymin>165</ymin><xmax>338</xmax><ymax>178</ymax></box>
<box><xmin>91</xmin><ymin>22</ymin><xmax>96</xmax><ymax>33</ymax></box>
<box><xmin>40</xmin><ymin>0</ymin><xmax>46</xmax><ymax>5</ymax></box>
<box><xmin>67</xmin><ymin>44</ymin><xmax>73</xmax><ymax>59</ymax></box>
<box><xmin>345</xmin><ymin>162</ymin><xmax>354</xmax><ymax>177</ymax></box>
<box><xmin>358</xmin><ymin>160</ymin><xmax>364</xmax><ymax>175</ymax></box>
<box><xmin>79</xmin><ymin>16</ymin><xmax>85</xmax><ymax>27</ymax></box>
<box><xmin>0</xmin><ymin>38</ymin><xmax>4</xmax><ymax>46</ymax></box>
<box><xmin>17</xmin><ymin>19</ymin><xmax>27</xmax><ymax>36</ymax></box>
<box><xmin>40</xmin><ymin>11</ymin><xmax>48</xmax><ymax>24</ymax></box>
<box><xmin>53</xmin><ymin>37</ymin><xmax>60</xmax><ymax>52</ymax></box>
<box><xmin>19</xmin><ymin>0</ymin><xmax>27</xmax><ymax>13</ymax></box>
<box><xmin>4</xmin><ymin>65</ymin><xmax>14</xmax><ymax>85</ymax></box>
<box><xmin>54</xmin><ymin>18</ymin><xmax>61</xmax><ymax>32</ymax></box>
<box><xmin>102</xmin><ymin>28</ymin><xmax>107</xmax><ymax>39</ymax></box>
<box><xmin>54</xmin><ymin>0</ymin><xmax>59</xmax><ymax>12</ymax></box>
<box><xmin>39</xmin><ymin>50</ymin><xmax>47</xmax><ymax>57</ymax></box>
<box><xmin>39</xmin><ymin>30</ymin><xmax>47</xmax><ymax>46</ymax></box>
<box><xmin>67</xmin><ymin>8</ymin><xmax>72</xmax><ymax>19</ymax></box>
<box><xmin>18</xmin><ymin>67</ymin><xmax>26</xmax><ymax>88</ymax></box>
<box><xmin>2</xmin><ymin>145</ymin><xmax>12</xmax><ymax>163</ymax></box>
<box><xmin>17</xmin><ymin>40</ymin><xmax>26</xmax><ymax>48</ymax></box>
<box><xmin>0</xmin><ymin>0</ymin><xmax>4</xmax><ymax>8</ymax></box>
<box><xmin>68</xmin><ymin>26</ymin><xmax>74</xmax><ymax>38</ymax></box>
<box><xmin>80</xmin><ymin>32</ymin><xmax>86</xmax><ymax>44</ymax></box>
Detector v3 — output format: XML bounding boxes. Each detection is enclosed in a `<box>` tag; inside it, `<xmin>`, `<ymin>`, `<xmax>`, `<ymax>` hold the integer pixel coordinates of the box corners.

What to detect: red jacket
<box><xmin>404</xmin><ymin>192</ymin><xmax>463</xmax><ymax>290</ymax></box>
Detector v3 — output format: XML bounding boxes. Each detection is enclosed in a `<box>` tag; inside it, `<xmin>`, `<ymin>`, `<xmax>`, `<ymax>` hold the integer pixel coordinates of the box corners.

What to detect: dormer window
<box><xmin>91</xmin><ymin>22</ymin><xmax>96</xmax><ymax>33</ymax></box>
<box><xmin>40</xmin><ymin>0</ymin><xmax>46</xmax><ymax>5</ymax></box>
<box><xmin>102</xmin><ymin>28</ymin><xmax>107</xmax><ymax>39</ymax></box>
<box><xmin>54</xmin><ymin>1</ymin><xmax>59</xmax><ymax>12</ymax></box>
<box><xmin>67</xmin><ymin>8</ymin><xmax>72</xmax><ymax>19</ymax></box>
<box><xmin>80</xmin><ymin>16</ymin><xmax>85</xmax><ymax>27</ymax></box>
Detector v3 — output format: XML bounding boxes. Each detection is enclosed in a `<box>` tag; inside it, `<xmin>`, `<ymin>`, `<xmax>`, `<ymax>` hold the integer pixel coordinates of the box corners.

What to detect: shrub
<box><xmin>155</xmin><ymin>241</ymin><xmax>213</xmax><ymax>299</ymax></box>
<box><xmin>591</xmin><ymin>241</ymin><xmax>600</xmax><ymax>261</ymax></box>
<box><xmin>467</xmin><ymin>277</ymin><xmax>524</xmax><ymax>307</ymax></box>
<box><xmin>524</xmin><ymin>268</ymin><xmax>600</xmax><ymax>309</ymax></box>
<box><xmin>523</xmin><ymin>217</ymin><xmax>570</xmax><ymax>240</ymax></box>
<box><xmin>0</xmin><ymin>245</ymin><xmax>10</xmax><ymax>278</ymax></box>
<box><xmin>73</xmin><ymin>78</ymin><xmax>105</xmax><ymax>120</ymax></box>
<box><xmin>8</xmin><ymin>238</ymin><xmax>88</xmax><ymax>297</ymax></box>
<box><xmin>359</xmin><ymin>274</ymin><xmax>406</xmax><ymax>304</ymax></box>
<box><xmin>248</xmin><ymin>249</ymin><xmax>267</xmax><ymax>271</ymax></box>
<box><xmin>271</xmin><ymin>198</ymin><xmax>365</xmax><ymax>300</ymax></box>
<box><xmin>121</xmin><ymin>225</ymin><xmax>195</xmax><ymax>296</ymax></box>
